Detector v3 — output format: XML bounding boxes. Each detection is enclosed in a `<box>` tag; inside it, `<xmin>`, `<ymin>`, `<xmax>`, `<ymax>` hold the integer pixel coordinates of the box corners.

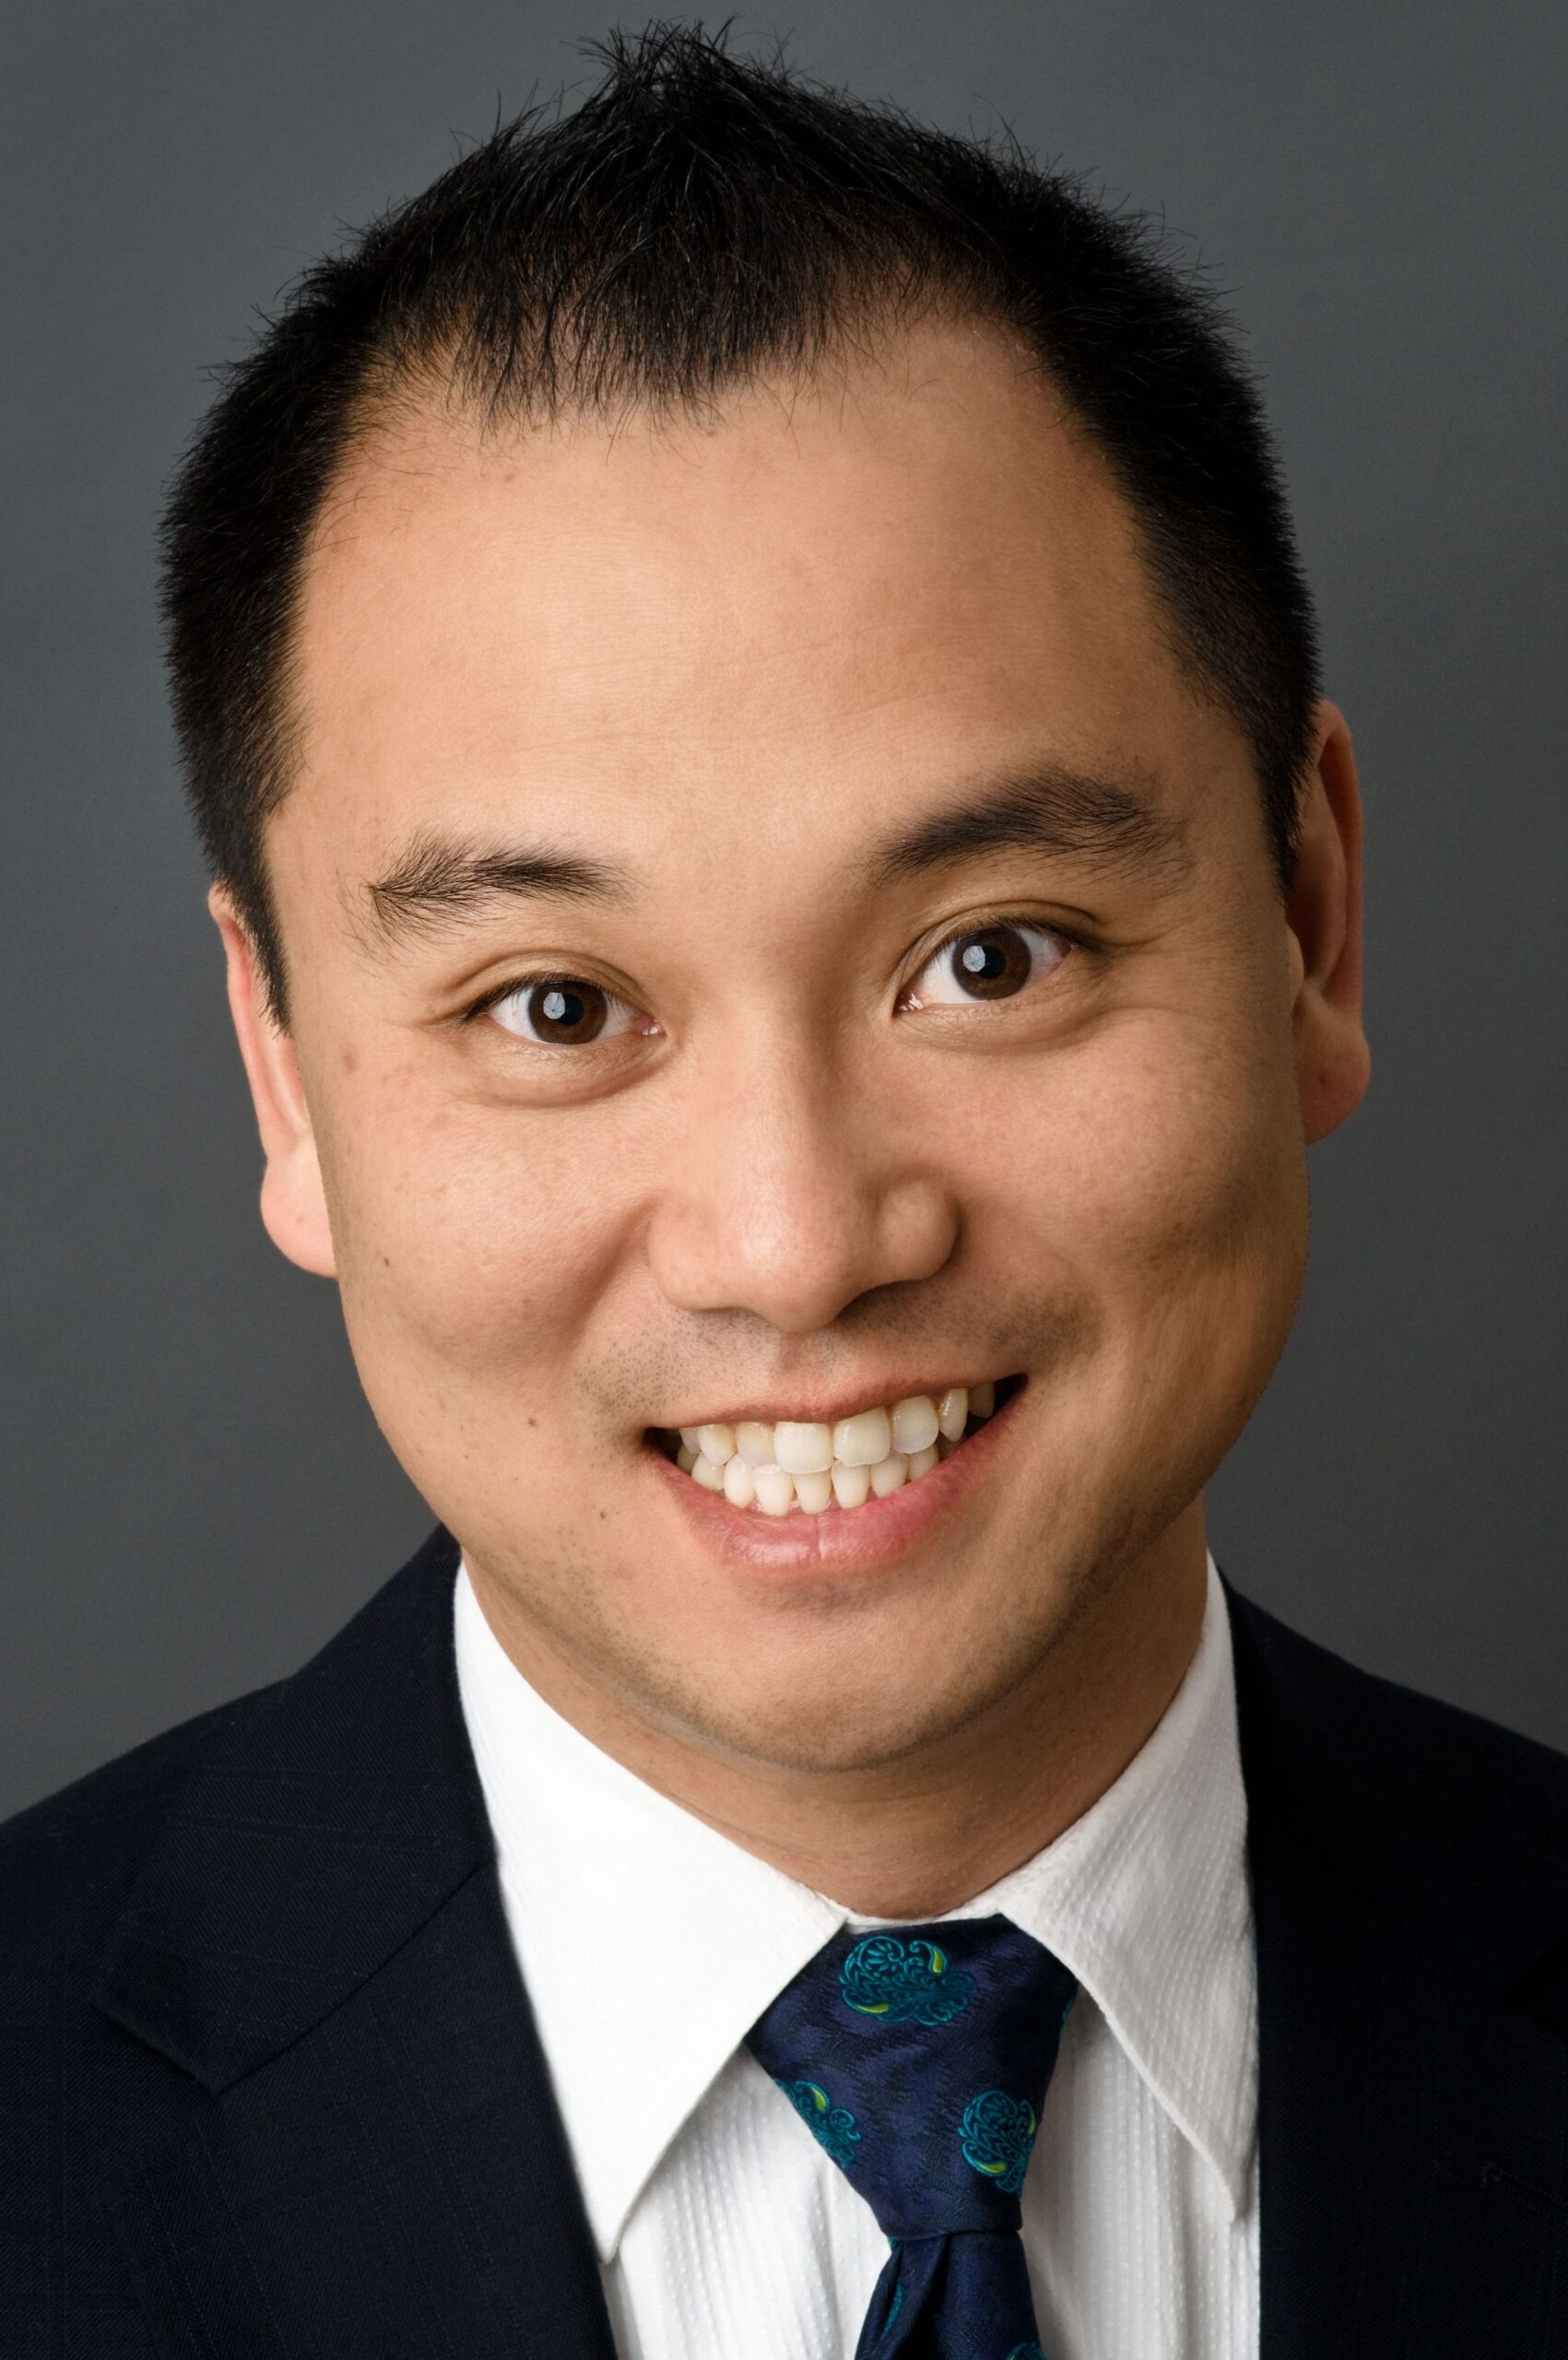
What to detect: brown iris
<box><xmin>525</xmin><ymin>981</ymin><xmax>609</xmax><ymax>1043</ymax></box>
<box><xmin>948</xmin><ymin>926</ymin><xmax>1034</xmax><ymax>1000</ymax></box>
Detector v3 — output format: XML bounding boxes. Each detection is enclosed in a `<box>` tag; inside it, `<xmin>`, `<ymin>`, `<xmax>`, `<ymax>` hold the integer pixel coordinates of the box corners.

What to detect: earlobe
<box><xmin>208</xmin><ymin>885</ymin><xmax>338</xmax><ymax>1278</ymax></box>
<box><xmin>1288</xmin><ymin>702</ymin><xmax>1373</xmax><ymax>1145</ymax></box>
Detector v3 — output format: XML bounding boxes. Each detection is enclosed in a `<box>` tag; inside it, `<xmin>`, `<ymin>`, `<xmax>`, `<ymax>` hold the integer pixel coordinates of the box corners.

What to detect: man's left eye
<box><xmin>485</xmin><ymin>977</ymin><xmax>646</xmax><ymax>1045</ymax></box>
<box><xmin>902</xmin><ymin>922</ymin><xmax>1069</xmax><ymax>1009</ymax></box>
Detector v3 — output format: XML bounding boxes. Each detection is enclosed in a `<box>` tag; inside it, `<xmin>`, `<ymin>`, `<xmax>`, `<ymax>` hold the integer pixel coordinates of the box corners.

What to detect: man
<box><xmin>4</xmin><ymin>25</ymin><xmax>1565</xmax><ymax>2357</ymax></box>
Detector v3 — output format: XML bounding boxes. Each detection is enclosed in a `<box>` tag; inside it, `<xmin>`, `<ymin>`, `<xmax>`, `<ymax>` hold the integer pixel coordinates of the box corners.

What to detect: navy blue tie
<box><xmin>746</xmin><ymin>1915</ymin><xmax>1077</xmax><ymax>2360</ymax></box>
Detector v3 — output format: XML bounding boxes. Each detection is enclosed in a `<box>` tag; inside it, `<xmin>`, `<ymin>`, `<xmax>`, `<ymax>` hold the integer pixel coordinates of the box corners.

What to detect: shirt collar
<box><xmin>454</xmin><ymin>1553</ymin><xmax>1255</xmax><ymax>2259</ymax></box>
<box><xmin>936</xmin><ymin>1556</ymin><xmax>1256</xmax><ymax>2216</ymax></box>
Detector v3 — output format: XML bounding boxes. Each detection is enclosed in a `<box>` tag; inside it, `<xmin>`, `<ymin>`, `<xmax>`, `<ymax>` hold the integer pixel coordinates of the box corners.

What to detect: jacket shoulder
<box><xmin>0</xmin><ymin>1683</ymin><xmax>278</xmax><ymax>1975</ymax></box>
<box><xmin>1226</xmin><ymin>1580</ymin><xmax>1568</xmax><ymax>2025</ymax></box>
<box><xmin>0</xmin><ymin>1695</ymin><xmax>288</xmax><ymax>2341</ymax></box>
<box><xmin>0</xmin><ymin>1527</ymin><xmax>462</xmax><ymax>1983</ymax></box>
<box><xmin>1228</xmin><ymin>1580</ymin><xmax>1568</xmax><ymax>1829</ymax></box>
<box><xmin>0</xmin><ymin>1699</ymin><xmax>269</xmax><ymax>1973</ymax></box>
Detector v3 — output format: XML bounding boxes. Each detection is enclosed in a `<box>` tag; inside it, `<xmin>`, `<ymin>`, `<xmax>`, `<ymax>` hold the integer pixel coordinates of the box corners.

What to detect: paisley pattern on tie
<box><xmin>776</xmin><ymin>2077</ymin><xmax>863</xmax><ymax>2168</ymax></box>
<box><xmin>747</xmin><ymin>1915</ymin><xmax>1078</xmax><ymax>2359</ymax></box>
<box><xmin>840</xmin><ymin>1932</ymin><xmax>975</xmax><ymax>2024</ymax></box>
<box><xmin>959</xmin><ymin>2091</ymin><xmax>1038</xmax><ymax>2194</ymax></box>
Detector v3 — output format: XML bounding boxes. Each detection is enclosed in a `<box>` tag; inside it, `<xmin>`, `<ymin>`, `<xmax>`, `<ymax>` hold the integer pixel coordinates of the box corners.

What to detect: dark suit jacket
<box><xmin>4</xmin><ymin>1525</ymin><xmax>1566</xmax><ymax>2355</ymax></box>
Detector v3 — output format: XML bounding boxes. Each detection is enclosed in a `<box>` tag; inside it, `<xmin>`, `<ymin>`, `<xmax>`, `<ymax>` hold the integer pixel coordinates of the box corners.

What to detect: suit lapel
<box><xmin>94</xmin><ymin>1528</ymin><xmax>617</xmax><ymax>2360</ymax></box>
<box><xmin>1229</xmin><ymin>1583</ymin><xmax>1568</xmax><ymax>2358</ymax></box>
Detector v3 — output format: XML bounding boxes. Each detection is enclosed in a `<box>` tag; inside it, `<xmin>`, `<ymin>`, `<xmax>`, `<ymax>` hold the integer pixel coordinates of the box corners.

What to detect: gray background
<box><xmin>4</xmin><ymin>1</ymin><xmax>1564</xmax><ymax>1821</ymax></box>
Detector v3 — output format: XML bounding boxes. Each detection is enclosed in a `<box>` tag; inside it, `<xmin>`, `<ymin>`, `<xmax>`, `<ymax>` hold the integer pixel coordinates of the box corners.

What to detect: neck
<box><xmin>466</xmin><ymin>1508</ymin><xmax>1210</xmax><ymax>1918</ymax></box>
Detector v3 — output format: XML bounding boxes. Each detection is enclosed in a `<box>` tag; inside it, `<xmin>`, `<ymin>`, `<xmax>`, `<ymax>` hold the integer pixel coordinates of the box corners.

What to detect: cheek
<box><xmin>988</xmin><ymin>1012</ymin><xmax>1307</xmax><ymax>1321</ymax></box>
<box><xmin>317</xmin><ymin>1077</ymin><xmax>643</xmax><ymax>1383</ymax></box>
<box><xmin>961</xmin><ymin>1009</ymin><xmax>1307</xmax><ymax>1522</ymax></box>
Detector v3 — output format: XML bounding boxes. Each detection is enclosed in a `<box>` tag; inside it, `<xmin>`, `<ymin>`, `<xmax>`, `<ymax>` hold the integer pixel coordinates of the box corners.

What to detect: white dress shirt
<box><xmin>454</xmin><ymin>1555</ymin><xmax>1259</xmax><ymax>2360</ymax></box>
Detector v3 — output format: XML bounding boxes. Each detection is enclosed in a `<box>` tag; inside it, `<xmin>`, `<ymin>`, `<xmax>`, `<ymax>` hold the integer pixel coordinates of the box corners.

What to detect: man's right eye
<box><xmin>483</xmin><ymin>977</ymin><xmax>648</xmax><ymax>1046</ymax></box>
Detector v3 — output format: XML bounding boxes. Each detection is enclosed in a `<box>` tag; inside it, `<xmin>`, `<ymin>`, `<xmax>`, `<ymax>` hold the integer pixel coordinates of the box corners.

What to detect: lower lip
<box><xmin>648</xmin><ymin>1384</ymin><xmax>1024</xmax><ymax>1577</ymax></box>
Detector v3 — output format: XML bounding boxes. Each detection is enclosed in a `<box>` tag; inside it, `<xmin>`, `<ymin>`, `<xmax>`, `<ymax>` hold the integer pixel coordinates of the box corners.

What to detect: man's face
<box><xmin>240</xmin><ymin>316</ymin><xmax>1363</xmax><ymax>1774</ymax></box>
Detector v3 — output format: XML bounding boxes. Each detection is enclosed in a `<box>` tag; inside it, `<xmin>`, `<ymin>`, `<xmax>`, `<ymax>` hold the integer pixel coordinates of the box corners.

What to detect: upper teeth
<box><xmin>670</xmin><ymin>1382</ymin><xmax>996</xmax><ymax>1514</ymax></box>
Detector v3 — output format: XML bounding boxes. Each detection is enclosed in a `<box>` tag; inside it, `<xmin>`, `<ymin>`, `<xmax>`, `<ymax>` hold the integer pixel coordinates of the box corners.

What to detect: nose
<box><xmin>646</xmin><ymin>1044</ymin><xmax>959</xmax><ymax>1336</ymax></box>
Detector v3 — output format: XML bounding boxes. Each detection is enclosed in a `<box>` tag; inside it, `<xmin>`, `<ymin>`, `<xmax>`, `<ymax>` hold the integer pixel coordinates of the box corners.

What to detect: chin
<box><xmin>632</xmin><ymin>1611</ymin><xmax>1051</xmax><ymax>1776</ymax></box>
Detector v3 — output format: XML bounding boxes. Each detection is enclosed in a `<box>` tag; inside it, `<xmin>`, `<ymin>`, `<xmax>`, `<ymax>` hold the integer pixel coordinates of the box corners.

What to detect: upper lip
<box><xmin>651</xmin><ymin>1375</ymin><xmax>1012</xmax><ymax>1430</ymax></box>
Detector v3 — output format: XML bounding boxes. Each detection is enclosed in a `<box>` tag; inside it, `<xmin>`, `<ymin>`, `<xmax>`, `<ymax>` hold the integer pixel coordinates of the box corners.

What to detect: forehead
<box><xmin>286</xmin><ymin>317</ymin><xmax>1239</xmax><ymax>867</ymax></box>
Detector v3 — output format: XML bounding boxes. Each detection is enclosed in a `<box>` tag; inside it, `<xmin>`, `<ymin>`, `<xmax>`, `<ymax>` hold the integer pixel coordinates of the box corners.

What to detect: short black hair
<box><xmin>162</xmin><ymin>19</ymin><xmax>1320</xmax><ymax>1021</ymax></box>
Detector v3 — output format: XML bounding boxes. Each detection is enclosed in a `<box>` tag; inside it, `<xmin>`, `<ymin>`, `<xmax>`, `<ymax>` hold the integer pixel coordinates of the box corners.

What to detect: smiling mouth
<box><xmin>651</xmin><ymin>1377</ymin><xmax>1021</xmax><ymax>1514</ymax></box>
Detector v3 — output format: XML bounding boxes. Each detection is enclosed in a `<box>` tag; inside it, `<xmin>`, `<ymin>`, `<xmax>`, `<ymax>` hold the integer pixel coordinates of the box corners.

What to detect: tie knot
<box><xmin>746</xmin><ymin>1914</ymin><xmax>1077</xmax><ymax>2240</ymax></box>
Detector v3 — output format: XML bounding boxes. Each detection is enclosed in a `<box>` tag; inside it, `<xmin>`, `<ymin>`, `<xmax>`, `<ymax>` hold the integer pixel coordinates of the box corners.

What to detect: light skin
<box><xmin>216</xmin><ymin>313</ymin><xmax>1368</xmax><ymax>1915</ymax></box>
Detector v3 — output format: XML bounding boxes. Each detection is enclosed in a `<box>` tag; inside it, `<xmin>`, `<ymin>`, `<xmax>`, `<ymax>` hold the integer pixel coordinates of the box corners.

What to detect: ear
<box><xmin>1287</xmin><ymin>701</ymin><xmax>1372</xmax><ymax>1144</ymax></box>
<box><xmin>209</xmin><ymin>885</ymin><xmax>337</xmax><ymax>1277</ymax></box>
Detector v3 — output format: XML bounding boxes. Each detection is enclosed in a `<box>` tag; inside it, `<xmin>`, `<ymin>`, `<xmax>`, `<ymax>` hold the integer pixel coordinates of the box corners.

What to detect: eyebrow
<box><xmin>361</xmin><ymin>830</ymin><xmax>635</xmax><ymax>949</ymax></box>
<box><xmin>360</xmin><ymin>759</ymin><xmax>1188</xmax><ymax>952</ymax></box>
<box><xmin>865</xmin><ymin>762</ymin><xmax>1191</xmax><ymax>891</ymax></box>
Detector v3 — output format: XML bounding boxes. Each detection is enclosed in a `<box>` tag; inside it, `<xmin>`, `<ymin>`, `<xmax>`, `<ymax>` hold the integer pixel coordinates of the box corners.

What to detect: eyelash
<box><xmin>461</xmin><ymin>972</ymin><xmax>648</xmax><ymax>1047</ymax></box>
<box><xmin>464</xmin><ymin>974</ymin><xmax>595</xmax><ymax>1022</ymax></box>
<box><xmin>902</xmin><ymin>912</ymin><xmax>1086</xmax><ymax>993</ymax></box>
<box><xmin>937</xmin><ymin>910</ymin><xmax>1081</xmax><ymax>956</ymax></box>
